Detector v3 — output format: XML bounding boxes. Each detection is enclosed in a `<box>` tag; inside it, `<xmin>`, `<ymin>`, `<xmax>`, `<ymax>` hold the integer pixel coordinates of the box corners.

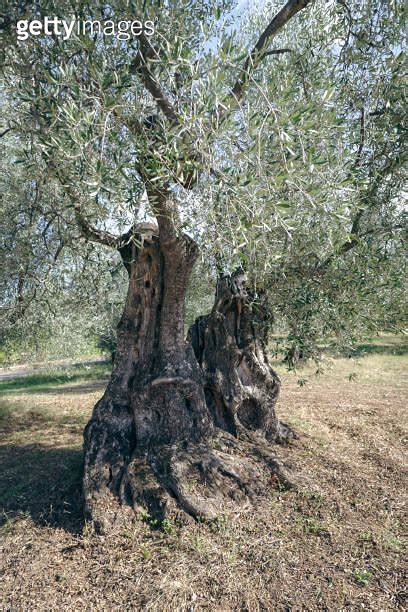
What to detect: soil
<box><xmin>0</xmin><ymin>352</ymin><xmax>406</xmax><ymax>610</ymax></box>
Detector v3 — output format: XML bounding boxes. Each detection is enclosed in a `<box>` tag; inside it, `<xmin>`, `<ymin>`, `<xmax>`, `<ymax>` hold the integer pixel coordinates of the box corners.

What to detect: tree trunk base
<box><xmin>83</xmin><ymin>236</ymin><xmax>294</xmax><ymax>532</ymax></box>
<box><xmin>85</xmin><ymin>429</ymin><xmax>293</xmax><ymax>533</ymax></box>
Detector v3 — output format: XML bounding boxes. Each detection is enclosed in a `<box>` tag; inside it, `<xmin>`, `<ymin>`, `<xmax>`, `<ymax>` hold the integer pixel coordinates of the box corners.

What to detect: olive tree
<box><xmin>1</xmin><ymin>0</ymin><xmax>406</xmax><ymax>530</ymax></box>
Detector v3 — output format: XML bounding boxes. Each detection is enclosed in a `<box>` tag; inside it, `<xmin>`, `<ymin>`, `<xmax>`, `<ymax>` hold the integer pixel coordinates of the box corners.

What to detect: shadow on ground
<box><xmin>0</xmin><ymin>444</ymin><xmax>84</xmax><ymax>534</ymax></box>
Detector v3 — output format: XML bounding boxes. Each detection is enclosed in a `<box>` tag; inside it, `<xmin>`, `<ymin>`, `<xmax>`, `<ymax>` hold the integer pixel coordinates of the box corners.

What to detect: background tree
<box><xmin>1</xmin><ymin>0</ymin><xmax>406</xmax><ymax>530</ymax></box>
<box><xmin>0</xmin><ymin>107</ymin><xmax>127</xmax><ymax>363</ymax></box>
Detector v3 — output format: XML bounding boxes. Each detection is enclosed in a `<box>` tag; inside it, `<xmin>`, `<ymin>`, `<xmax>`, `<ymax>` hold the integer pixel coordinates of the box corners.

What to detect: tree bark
<box><xmin>83</xmin><ymin>234</ymin><xmax>292</xmax><ymax>532</ymax></box>
<box><xmin>188</xmin><ymin>270</ymin><xmax>293</xmax><ymax>444</ymax></box>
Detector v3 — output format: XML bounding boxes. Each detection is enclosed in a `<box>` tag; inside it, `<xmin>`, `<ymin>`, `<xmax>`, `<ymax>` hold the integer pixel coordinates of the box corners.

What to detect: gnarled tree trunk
<box><xmin>83</xmin><ymin>228</ymin><xmax>292</xmax><ymax>532</ymax></box>
<box><xmin>188</xmin><ymin>270</ymin><xmax>293</xmax><ymax>444</ymax></box>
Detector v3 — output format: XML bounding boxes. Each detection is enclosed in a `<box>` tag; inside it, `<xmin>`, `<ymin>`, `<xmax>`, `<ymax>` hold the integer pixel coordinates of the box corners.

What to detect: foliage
<box><xmin>0</xmin><ymin>0</ymin><xmax>406</xmax><ymax>365</ymax></box>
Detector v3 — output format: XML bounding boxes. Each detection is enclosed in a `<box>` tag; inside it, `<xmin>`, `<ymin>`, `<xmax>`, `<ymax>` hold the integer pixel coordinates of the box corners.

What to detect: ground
<box><xmin>0</xmin><ymin>339</ymin><xmax>407</xmax><ymax>610</ymax></box>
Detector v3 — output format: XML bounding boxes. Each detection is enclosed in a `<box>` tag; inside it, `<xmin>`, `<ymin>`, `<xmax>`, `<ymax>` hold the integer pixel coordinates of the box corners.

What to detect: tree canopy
<box><xmin>1</xmin><ymin>0</ymin><xmax>406</xmax><ymax>365</ymax></box>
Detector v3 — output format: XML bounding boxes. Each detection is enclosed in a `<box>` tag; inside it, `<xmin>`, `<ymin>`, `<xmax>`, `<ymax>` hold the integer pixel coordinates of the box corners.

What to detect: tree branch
<box><xmin>263</xmin><ymin>48</ymin><xmax>293</xmax><ymax>57</ymax></box>
<box><xmin>0</xmin><ymin>126</ymin><xmax>13</xmax><ymax>138</ymax></box>
<box><xmin>223</xmin><ymin>0</ymin><xmax>312</xmax><ymax>111</ymax></box>
<box><xmin>112</xmin><ymin>107</ymin><xmax>145</xmax><ymax>138</ymax></box>
<box><xmin>53</xmin><ymin>174</ymin><xmax>122</xmax><ymax>249</ymax></box>
<box><xmin>356</xmin><ymin>106</ymin><xmax>365</xmax><ymax>166</ymax></box>
<box><xmin>129</xmin><ymin>35</ymin><xmax>179</xmax><ymax>123</ymax></box>
<box><xmin>73</xmin><ymin>203</ymin><xmax>121</xmax><ymax>248</ymax></box>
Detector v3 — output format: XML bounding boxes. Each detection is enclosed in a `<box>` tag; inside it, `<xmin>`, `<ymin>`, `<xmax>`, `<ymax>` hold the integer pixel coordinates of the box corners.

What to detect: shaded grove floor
<box><xmin>0</xmin><ymin>352</ymin><xmax>407</xmax><ymax>610</ymax></box>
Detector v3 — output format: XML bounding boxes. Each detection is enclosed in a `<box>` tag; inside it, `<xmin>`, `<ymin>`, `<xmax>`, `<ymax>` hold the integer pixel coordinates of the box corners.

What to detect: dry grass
<box><xmin>0</xmin><ymin>350</ymin><xmax>407</xmax><ymax>610</ymax></box>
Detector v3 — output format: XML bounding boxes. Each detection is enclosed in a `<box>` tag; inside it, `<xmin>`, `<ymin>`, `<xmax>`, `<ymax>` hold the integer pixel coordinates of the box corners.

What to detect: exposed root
<box><xmin>121</xmin><ymin>456</ymin><xmax>175</xmax><ymax>521</ymax></box>
<box><xmin>101</xmin><ymin>432</ymin><xmax>296</xmax><ymax>529</ymax></box>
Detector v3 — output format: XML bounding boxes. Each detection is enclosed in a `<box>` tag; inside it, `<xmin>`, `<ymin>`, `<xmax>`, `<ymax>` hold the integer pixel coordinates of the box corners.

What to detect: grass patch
<box><xmin>385</xmin><ymin>535</ymin><xmax>407</xmax><ymax>552</ymax></box>
<box><xmin>0</xmin><ymin>362</ymin><xmax>111</xmax><ymax>394</ymax></box>
<box><xmin>353</xmin><ymin>569</ymin><xmax>373</xmax><ymax>586</ymax></box>
<box><xmin>352</xmin><ymin>341</ymin><xmax>408</xmax><ymax>357</ymax></box>
<box><xmin>285</xmin><ymin>416</ymin><xmax>316</xmax><ymax>433</ymax></box>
